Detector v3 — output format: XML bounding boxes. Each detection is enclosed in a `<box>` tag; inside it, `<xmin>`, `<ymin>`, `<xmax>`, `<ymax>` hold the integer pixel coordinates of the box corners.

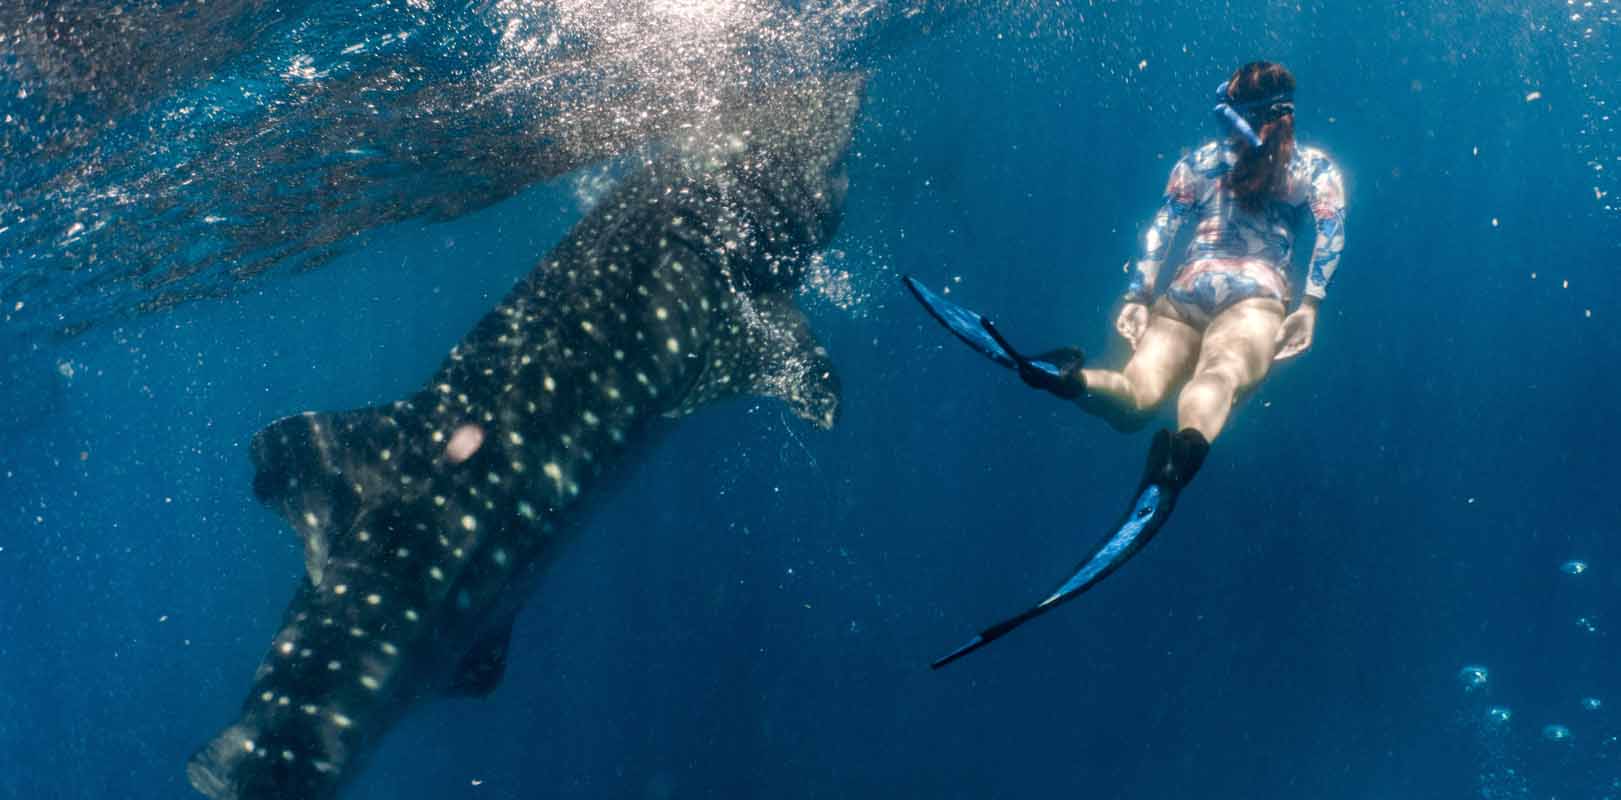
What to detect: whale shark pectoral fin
<box><xmin>250</xmin><ymin>406</ymin><xmax>408</xmax><ymax>585</ymax></box>
<box><xmin>749</xmin><ymin>293</ymin><xmax>841</xmax><ymax>429</ymax></box>
<box><xmin>447</xmin><ymin>612</ymin><xmax>518</xmax><ymax>697</ymax></box>
<box><xmin>674</xmin><ymin>291</ymin><xmax>841</xmax><ymax>428</ymax></box>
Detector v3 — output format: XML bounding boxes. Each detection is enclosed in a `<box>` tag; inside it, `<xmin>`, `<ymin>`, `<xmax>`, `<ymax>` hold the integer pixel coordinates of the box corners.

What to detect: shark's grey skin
<box><xmin>187</xmin><ymin>74</ymin><xmax>864</xmax><ymax>800</ymax></box>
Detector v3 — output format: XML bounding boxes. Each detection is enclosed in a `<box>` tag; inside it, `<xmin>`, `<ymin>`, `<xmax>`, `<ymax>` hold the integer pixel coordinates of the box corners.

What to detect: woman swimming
<box><xmin>908</xmin><ymin>61</ymin><xmax>1348</xmax><ymax>667</ymax></box>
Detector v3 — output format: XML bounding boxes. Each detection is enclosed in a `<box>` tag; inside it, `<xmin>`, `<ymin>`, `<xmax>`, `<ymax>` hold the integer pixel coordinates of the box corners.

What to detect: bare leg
<box><xmin>1076</xmin><ymin>312</ymin><xmax>1200</xmax><ymax>428</ymax></box>
<box><xmin>1175</xmin><ymin>298</ymin><xmax>1285</xmax><ymax>442</ymax></box>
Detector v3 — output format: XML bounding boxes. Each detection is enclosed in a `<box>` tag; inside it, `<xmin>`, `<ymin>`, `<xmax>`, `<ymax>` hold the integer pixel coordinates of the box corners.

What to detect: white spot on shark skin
<box><xmin>666</xmin><ymin>337</ymin><xmax>681</xmax><ymax>354</ymax></box>
<box><xmin>404</xmin><ymin>609</ymin><xmax>420</xmax><ymax>622</ymax></box>
<box><xmin>282</xmin><ymin>750</ymin><xmax>295</xmax><ymax>763</ymax></box>
<box><xmin>302</xmin><ymin>704</ymin><xmax>318</xmax><ymax>715</ymax></box>
<box><xmin>242</xmin><ymin>739</ymin><xmax>256</xmax><ymax>754</ymax></box>
<box><xmin>261</xmin><ymin>691</ymin><xmax>275</xmax><ymax>702</ymax></box>
<box><xmin>543</xmin><ymin>462</ymin><xmax>564</xmax><ymax>492</ymax></box>
<box><xmin>360</xmin><ymin>675</ymin><xmax>381</xmax><ymax>691</ymax></box>
<box><xmin>517</xmin><ymin>501</ymin><xmax>536</xmax><ymax>520</ymax></box>
<box><xmin>446</xmin><ymin>424</ymin><xmax>484</xmax><ymax>463</ymax></box>
<box><xmin>461</xmin><ymin>515</ymin><xmax>477</xmax><ymax>532</ymax></box>
<box><xmin>279</xmin><ymin>642</ymin><xmax>295</xmax><ymax>655</ymax></box>
<box><xmin>303</xmin><ymin>512</ymin><xmax>319</xmax><ymax>527</ymax></box>
<box><xmin>380</xmin><ymin>642</ymin><xmax>398</xmax><ymax>656</ymax></box>
<box><xmin>508</xmin><ymin>431</ymin><xmax>524</xmax><ymax>445</ymax></box>
<box><xmin>328</xmin><ymin>660</ymin><xmax>342</xmax><ymax>671</ymax></box>
<box><xmin>430</xmin><ymin>566</ymin><xmax>445</xmax><ymax>581</ymax></box>
<box><xmin>331</xmin><ymin>712</ymin><xmax>353</xmax><ymax>729</ymax></box>
<box><xmin>366</xmin><ymin>594</ymin><xmax>382</xmax><ymax>606</ymax></box>
<box><xmin>333</xmin><ymin>584</ymin><xmax>349</xmax><ymax>596</ymax></box>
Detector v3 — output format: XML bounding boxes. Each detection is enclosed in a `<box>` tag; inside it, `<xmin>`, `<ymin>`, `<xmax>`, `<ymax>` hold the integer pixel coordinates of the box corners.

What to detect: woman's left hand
<box><xmin>1273</xmin><ymin>302</ymin><xmax>1317</xmax><ymax>362</ymax></box>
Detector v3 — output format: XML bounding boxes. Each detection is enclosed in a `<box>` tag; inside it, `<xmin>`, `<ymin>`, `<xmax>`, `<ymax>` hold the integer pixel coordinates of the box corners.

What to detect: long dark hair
<box><xmin>1224</xmin><ymin>61</ymin><xmax>1296</xmax><ymax>210</ymax></box>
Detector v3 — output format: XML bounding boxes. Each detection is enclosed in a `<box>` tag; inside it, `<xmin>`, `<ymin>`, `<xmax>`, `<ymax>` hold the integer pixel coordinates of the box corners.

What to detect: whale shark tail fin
<box><xmin>249</xmin><ymin>406</ymin><xmax>409</xmax><ymax>585</ymax></box>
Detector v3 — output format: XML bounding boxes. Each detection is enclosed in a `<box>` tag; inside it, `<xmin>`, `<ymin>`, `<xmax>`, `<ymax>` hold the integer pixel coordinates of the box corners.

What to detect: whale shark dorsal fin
<box><xmin>249</xmin><ymin>406</ymin><xmax>408</xmax><ymax>586</ymax></box>
<box><xmin>447</xmin><ymin>612</ymin><xmax>518</xmax><ymax>697</ymax></box>
<box><xmin>670</xmin><ymin>291</ymin><xmax>840</xmax><ymax>429</ymax></box>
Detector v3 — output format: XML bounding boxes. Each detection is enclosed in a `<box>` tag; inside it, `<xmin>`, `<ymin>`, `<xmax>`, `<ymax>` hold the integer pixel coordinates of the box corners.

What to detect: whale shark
<box><xmin>186</xmin><ymin>73</ymin><xmax>864</xmax><ymax>800</ymax></box>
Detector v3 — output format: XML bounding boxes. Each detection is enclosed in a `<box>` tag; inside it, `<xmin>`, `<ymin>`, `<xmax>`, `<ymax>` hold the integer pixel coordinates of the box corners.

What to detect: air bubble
<box><xmin>1542</xmin><ymin>724</ymin><xmax>1572</xmax><ymax>742</ymax></box>
<box><xmin>1561</xmin><ymin>559</ymin><xmax>1589</xmax><ymax>575</ymax></box>
<box><xmin>1582</xmin><ymin>697</ymin><xmax>1602</xmax><ymax>711</ymax></box>
<box><xmin>1459</xmin><ymin>664</ymin><xmax>1490</xmax><ymax>691</ymax></box>
<box><xmin>1487</xmin><ymin>706</ymin><xmax>1513</xmax><ymax>723</ymax></box>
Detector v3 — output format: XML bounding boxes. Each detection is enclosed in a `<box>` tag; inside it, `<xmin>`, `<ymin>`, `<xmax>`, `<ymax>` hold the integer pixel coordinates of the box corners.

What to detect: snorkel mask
<box><xmin>1212</xmin><ymin>80</ymin><xmax>1294</xmax><ymax>149</ymax></box>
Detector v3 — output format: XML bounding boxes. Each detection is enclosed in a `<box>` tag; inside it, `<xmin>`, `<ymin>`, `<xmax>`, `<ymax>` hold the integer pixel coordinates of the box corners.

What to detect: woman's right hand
<box><xmin>1116</xmin><ymin>302</ymin><xmax>1150</xmax><ymax>349</ymax></box>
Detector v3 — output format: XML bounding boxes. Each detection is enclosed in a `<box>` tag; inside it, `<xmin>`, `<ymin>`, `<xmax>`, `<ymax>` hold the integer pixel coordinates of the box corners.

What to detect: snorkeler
<box><xmin>910</xmin><ymin>61</ymin><xmax>1347</xmax><ymax>668</ymax></box>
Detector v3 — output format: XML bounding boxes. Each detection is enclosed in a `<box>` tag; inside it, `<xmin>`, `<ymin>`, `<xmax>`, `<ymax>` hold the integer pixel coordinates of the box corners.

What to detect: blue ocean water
<box><xmin>2</xmin><ymin>2</ymin><xmax>1619</xmax><ymax>798</ymax></box>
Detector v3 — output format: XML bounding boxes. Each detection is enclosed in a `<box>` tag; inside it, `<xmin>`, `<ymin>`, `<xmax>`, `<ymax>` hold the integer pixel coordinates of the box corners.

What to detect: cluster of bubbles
<box><xmin>0</xmin><ymin>0</ymin><xmax>994</xmax><ymax>342</ymax></box>
<box><xmin>1460</xmin><ymin>557</ymin><xmax>1615</xmax><ymax>797</ymax></box>
<box><xmin>1457</xmin><ymin>664</ymin><xmax>1601</xmax><ymax>741</ymax></box>
<box><xmin>1558</xmin><ymin>0</ymin><xmax>1621</xmax><ymax>214</ymax></box>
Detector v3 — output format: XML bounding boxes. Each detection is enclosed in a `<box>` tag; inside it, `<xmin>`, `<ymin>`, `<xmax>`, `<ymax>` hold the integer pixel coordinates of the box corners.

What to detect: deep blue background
<box><xmin>3</xmin><ymin>2</ymin><xmax>1619</xmax><ymax>798</ymax></box>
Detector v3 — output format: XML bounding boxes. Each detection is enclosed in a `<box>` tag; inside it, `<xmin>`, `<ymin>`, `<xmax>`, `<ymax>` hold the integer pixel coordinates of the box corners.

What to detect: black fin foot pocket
<box><xmin>1141</xmin><ymin>428</ymin><xmax>1210</xmax><ymax>489</ymax></box>
<box><xmin>1024</xmin><ymin>346</ymin><xmax>1087</xmax><ymax>400</ymax></box>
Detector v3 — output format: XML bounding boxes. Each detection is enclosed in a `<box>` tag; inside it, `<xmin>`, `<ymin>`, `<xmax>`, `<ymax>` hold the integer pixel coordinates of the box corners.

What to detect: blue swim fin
<box><xmin>930</xmin><ymin>428</ymin><xmax>1210</xmax><ymax>670</ymax></box>
<box><xmin>901</xmin><ymin>275</ymin><xmax>1077</xmax><ymax>392</ymax></box>
<box><xmin>901</xmin><ymin>274</ymin><xmax>1018</xmax><ymax>369</ymax></box>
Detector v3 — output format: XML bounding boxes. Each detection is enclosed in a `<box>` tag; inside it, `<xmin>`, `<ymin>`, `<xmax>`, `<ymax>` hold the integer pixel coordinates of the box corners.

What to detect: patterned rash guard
<box><xmin>1125</xmin><ymin>140</ymin><xmax>1347</xmax><ymax>316</ymax></box>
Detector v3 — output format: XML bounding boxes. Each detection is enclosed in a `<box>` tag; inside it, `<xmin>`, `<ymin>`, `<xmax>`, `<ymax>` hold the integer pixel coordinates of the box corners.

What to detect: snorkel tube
<box><xmin>1212</xmin><ymin>80</ymin><xmax>1291</xmax><ymax>149</ymax></box>
<box><xmin>1212</xmin><ymin>81</ymin><xmax>1263</xmax><ymax>149</ymax></box>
